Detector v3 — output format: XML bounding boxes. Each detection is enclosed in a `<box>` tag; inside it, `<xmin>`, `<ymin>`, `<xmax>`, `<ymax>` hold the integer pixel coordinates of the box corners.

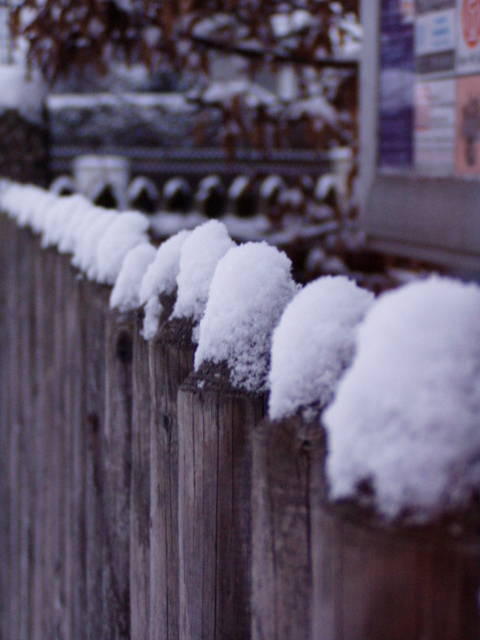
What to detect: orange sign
<box><xmin>456</xmin><ymin>76</ymin><xmax>480</xmax><ymax>175</ymax></box>
<box><xmin>462</xmin><ymin>0</ymin><xmax>480</xmax><ymax>49</ymax></box>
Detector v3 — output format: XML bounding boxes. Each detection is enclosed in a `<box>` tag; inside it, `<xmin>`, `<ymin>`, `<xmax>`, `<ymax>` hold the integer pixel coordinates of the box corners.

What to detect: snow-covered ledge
<box><xmin>0</xmin><ymin>64</ymin><xmax>46</xmax><ymax>118</ymax></box>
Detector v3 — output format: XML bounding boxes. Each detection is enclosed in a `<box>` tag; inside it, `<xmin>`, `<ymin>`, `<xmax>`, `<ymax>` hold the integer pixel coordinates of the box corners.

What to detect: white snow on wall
<box><xmin>0</xmin><ymin>64</ymin><xmax>45</xmax><ymax>114</ymax></box>
<box><xmin>95</xmin><ymin>211</ymin><xmax>150</xmax><ymax>285</ymax></box>
<box><xmin>172</xmin><ymin>220</ymin><xmax>235</xmax><ymax>328</ymax></box>
<box><xmin>110</xmin><ymin>242</ymin><xmax>157</xmax><ymax>313</ymax></box>
<box><xmin>324</xmin><ymin>276</ymin><xmax>480</xmax><ymax>521</ymax></box>
<box><xmin>139</xmin><ymin>230</ymin><xmax>191</xmax><ymax>340</ymax></box>
<box><xmin>195</xmin><ymin>242</ymin><xmax>298</xmax><ymax>392</ymax></box>
<box><xmin>268</xmin><ymin>276</ymin><xmax>374</xmax><ymax>420</ymax></box>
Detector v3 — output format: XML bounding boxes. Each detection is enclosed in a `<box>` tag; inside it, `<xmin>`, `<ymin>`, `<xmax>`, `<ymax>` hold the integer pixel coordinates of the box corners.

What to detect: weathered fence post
<box><xmin>310</xmin><ymin>493</ymin><xmax>480</xmax><ymax>640</ymax></box>
<box><xmin>83</xmin><ymin>280</ymin><xmax>109</xmax><ymax>640</ymax></box>
<box><xmin>177</xmin><ymin>363</ymin><xmax>267</xmax><ymax>640</ymax></box>
<box><xmin>251</xmin><ymin>414</ymin><xmax>327</xmax><ymax>640</ymax></box>
<box><xmin>130</xmin><ymin>310</ymin><xmax>152</xmax><ymax>640</ymax></box>
<box><xmin>62</xmin><ymin>252</ymin><xmax>87</xmax><ymax>640</ymax></box>
<box><xmin>149</xmin><ymin>309</ymin><xmax>195</xmax><ymax>640</ymax></box>
<box><xmin>103</xmin><ymin>307</ymin><xmax>134</xmax><ymax>639</ymax></box>
<box><xmin>2</xmin><ymin>216</ymin><xmax>20</xmax><ymax>639</ymax></box>
<box><xmin>15</xmin><ymin>226</ymin><xmax>38</xmax><ymax>640</ymax></box>
<box><xmin>0</xmin><ymin>212</ymin><xmax>10</xmax><ymax>640</ymax></box>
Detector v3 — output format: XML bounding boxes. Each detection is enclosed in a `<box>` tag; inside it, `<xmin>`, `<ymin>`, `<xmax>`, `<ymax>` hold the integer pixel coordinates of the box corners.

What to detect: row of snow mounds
<box><xmin>0</xmin><ymin>180</ymin><xmax>150</xmax><ymax>286</ymax></box>
<box><xmin>3</xmin><ymin>179</ymin><xmax>480</xmax><ymax>523</ymax></box>
<box><xmin>269</xmin><ymin>271</ymin><xmax>480</xmax><ymax>524</ymax></box>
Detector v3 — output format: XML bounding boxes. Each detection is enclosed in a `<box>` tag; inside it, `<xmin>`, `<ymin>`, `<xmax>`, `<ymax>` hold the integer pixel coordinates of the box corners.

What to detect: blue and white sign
<box><xmin>415</xmin><ymin>9</ymin><xmax>456</xmax><ymax>55</ymax></box>
<box><xmin>415</xmin><ymin>0</ymin><xmax>456</xmax><ymax>73</ymax></box>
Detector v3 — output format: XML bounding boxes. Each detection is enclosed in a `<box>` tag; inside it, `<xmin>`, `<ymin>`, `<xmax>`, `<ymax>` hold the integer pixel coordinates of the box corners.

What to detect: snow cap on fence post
<box><xmin>324</xmin><ymin>275</ymin><xmax>480</xmax><ymax>521</ymax></box>
<box><xmin>268</xmin><ymin>276</ymin><xmax>374</xmax><ymax>421</ymax></box>
<box><xmin>41</xmin><ymin>194</ymin><xmax>93</xmax><ymax>249</ymax></box>
<box><xmin>172</xmin><ymin>220</ymin><xmax>235</xmax><ymax>336</ymax></box>
<box><xmin>95</xmin><ymin>211</ymin><xmax>150</xmax><ymax>285</ymax></box>
<box><xmin>195</xmin><ymin>242</ymin><xmax>298</xmax><ymax>392</ymax></box>
<box><xmin>60</xmin><ymin>204</ymin><xmax>102</xmax><ymax>256</ymax></box>
<box><xmin>139</xmin><ymin>229</ymin><xmax>191</xmax><ymax>340</ymax></box>
<box><xmin>71</xmin><ymin>209</ymin><xmax>118</xmax><ymax>275</ymax></box>
<box><xmin>110</xmin><ymin>242</ymin><xmax>157</xmax><ymax>313</ymax></box>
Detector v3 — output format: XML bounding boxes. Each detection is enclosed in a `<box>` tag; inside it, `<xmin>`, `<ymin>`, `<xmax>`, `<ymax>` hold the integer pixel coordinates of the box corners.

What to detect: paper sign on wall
<box><xmin>415</xmin><ymin>78</ymin><xmax>456</xmax><ymax>172</ymax></box>
<box><xmin>457</xmin><ymin>0</ymin><xmax>480</xmax><ymax>74</ymax></box>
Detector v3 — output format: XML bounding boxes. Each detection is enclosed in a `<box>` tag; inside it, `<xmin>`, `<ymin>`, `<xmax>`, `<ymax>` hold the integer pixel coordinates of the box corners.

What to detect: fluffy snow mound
<box><xmin>172</xmin><ymin>220</ymin><xmax>235</xmax><ymax>326</ymax></box>
<box><xmin>268</xmin><ymin>276</ymin><xmax>374</xmax><ymax>420</ymax></box>
<box><xmin>95</xmin><ymin>212</ymin><xmax>150</xmax><ymax>285</ymax></box>
<box><xmin>139</xmin><ymin>230</ymin><xmax>191</xmax><ymax>340</ymax></box>
<box><xmin>0</xmin><ymin>183</ymin><xmax>56</xmax><ymax>232</ymax></box>
<box><xmin>195</xmin><ymin>242</ymin><xmax>298</xmax><ymax>392</ymax></box>
<box><xmin>58</xmin><ymin>204</ymin><xmax>100</xmax><ymax>255</ymax></box>
<box><xmin>41</xmin><ymin>194</ymin><xmax>92</xmax><ymax>249</ymax></box>
<box><xmin>72</xmin><ymin>209</ymin><xmax>117</xmax><ymax>275</ymax></box>
<box><xmin>324</xmin><ymin>276</ymin><xmax>480</xmax><ymax>520</ymax></box>
<box><xmin>110</xmin><ymin>243</ymin><xmax>157</xmax><ymax>312</ymax></box>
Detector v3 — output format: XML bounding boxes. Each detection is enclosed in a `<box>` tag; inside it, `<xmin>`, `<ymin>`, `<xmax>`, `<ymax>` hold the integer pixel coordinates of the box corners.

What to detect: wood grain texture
<box><xmin>149</xmin><ymin>311</ymin><xmax>195</xmax><ymax>640</ymax></box>
<box><xmin>103</xmin><ymin>308</ymin><xmax>134</xmax><ymax>639</ymax></box>
<box><xmin>1</xmin><ymin>216</ymin><xmax>20</xmax><ymax>640</ymax></box>
<box><xmin>178</xmin><ymin>362</ymin><xmax>267</xmax><ymax>640</ymax></box>
<box><xmin>251</xmin><ymin>415</ymin><xmax>327</xmax><ymax>640</ymax></box>
<box><xmin>130</xmin><ymin>311</ymin><xmax>152</xmax><ymax>640</ymax></box>
<box><xmin>0</xmin><ymin>214</ymin><xmax>10</xmax><ymax>640</ymax></box>
<box><xmin>63</xmin><ymin>256</ymin><xmax>87</xmax><ymax>640</ymax></box>
<box><xmin>83</xmin><ymin>281</ymin><xmax>109</xmax><ymax>640</ymax></box>
<box><xmin>17</xmin><ymin>228</ymin><xmax>38</xmax><ymax>640</ymax></box>
<box><xmin>33</xmin><ymin>244</ymin><xmax>59</xmax><ymax>640</ymax></box>
<box><xmin>311</xmin><ymin>494</ymin><xmax>480</xmax><ymax>640</ymax></box>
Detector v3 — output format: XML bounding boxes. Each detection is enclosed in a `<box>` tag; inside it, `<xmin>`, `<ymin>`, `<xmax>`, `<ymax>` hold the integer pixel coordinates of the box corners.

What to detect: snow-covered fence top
<box><xmin>1</xmin><ymin>179</ymin><xmax>480</xmax><ymax>639</ymax></box>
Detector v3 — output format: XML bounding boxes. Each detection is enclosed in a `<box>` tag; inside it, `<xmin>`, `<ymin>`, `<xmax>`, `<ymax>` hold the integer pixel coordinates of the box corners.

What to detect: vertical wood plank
<box><xmin>84</xmin><ymin>281</ymin><xmax>109</xmax><ymax>640</ymax></box>
<box><xmin>7</xmin><ymin>217</ymin><xmax>20</xmax><ymax>640</ymax></box>
<box><xmin>310</xmin><ymin>506</ymin><xmax>341</xmax><ymax>640</ymax></box>
<box><xmin>149</xmin><ymin>313</ymin><xmax>194</xmax><ymax>640</ymax></box>
<box><xmin>63</xmin><ymin>255</ymin><xmax>87</xmax><ymax>640</ymax></box>
<box><xmin>178</xmin><ymin>364</ymin><xmax>266</xmax><ymax>640</ymax></box>
<box><xmin>103</xmin><ymin>309</ymin><xmax>134</xmax><ymax>639</ymax></box>
<box><xmin>17</xmin><ymin>228</ymin><xmax>38</xmax><ymax>640</ymax></box>
<box><xmin>310</xmin><ymin>501</ymin><xmax>480</xmax><ymax>640</ymax></box>
<box><xmin>52</xmin><ymin>249</ymin><xmax>68</xmax><ymax>639</ymax></box>
<box><xmin>0</xmin><ymin>213</ymin><xmax>10</xmax><ymax>640</ymax></box>
<box><xmin>31</xmin><ymin>245</ymin><xmax>57</xmax><ymax>640</ymax></box>
<box><xmin>130</xmin><ymin>312</ymin><xmax>152</xmax><ymax>640</ymax></box>
<box><xmin>251</xmin><ymin>416</ymin><xmax>326</xmax><ymax>640</ymax></box>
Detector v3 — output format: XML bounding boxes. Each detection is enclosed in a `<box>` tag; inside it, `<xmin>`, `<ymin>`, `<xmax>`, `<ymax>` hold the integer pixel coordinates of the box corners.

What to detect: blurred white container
<box><xmin>73</xmin><ymin>155</ymin><xmax>130</xmax><ymax>210</ymax></box>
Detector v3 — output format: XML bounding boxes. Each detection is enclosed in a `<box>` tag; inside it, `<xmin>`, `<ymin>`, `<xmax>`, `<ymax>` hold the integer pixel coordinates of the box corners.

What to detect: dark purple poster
<box><xmin>379</xmin><ymin>0</ymin><xmax>415</xmax><ymax>168</ymax></box>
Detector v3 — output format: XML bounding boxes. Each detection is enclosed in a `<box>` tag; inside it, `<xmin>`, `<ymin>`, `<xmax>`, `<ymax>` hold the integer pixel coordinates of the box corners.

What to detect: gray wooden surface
<box><xmin>1</xmin><ymin>218</ymin><xmax>480</xmax><ymax>640</ymax></box>
<box><xmin>178</xmin><ymin>363</ymin><xmax>267</xmax><ymax>640</ymax></box>
<box><xmin>251</xmin><ymin>415</ymin><xmax>326</xmax><ymax>640</ymax></box>
<box><xmin>149</xmin><ymin>312</ymin><xmax>195</xmax><ymax>640</ymax></box>
<box><xmin>131</xmin><ymin>312</ymin><xmax>152</xmax><ymax>640</ymax></box>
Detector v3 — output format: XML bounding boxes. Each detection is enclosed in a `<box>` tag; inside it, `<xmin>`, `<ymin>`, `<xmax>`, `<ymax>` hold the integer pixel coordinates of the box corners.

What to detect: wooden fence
<box><xmin>1</xmin><ymin>216</ymin><xmax>480</xmax><ymax>640</ymax></box>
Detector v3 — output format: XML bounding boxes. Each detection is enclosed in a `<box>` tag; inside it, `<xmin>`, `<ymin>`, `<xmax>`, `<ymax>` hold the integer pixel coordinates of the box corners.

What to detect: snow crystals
<box><xmin>95</xmin><ymin>211</ymin><xmax>150</xmax><ymax>285</ymax></box>
<box><xmin>139</xmin><ymin>230</ymin><xmax>191</xmax><ymax>340</ymax></box>
<box><xmin>110</xmin><ymin>242</ymin><xmax>157</xmax><ymax>313</ymax></box>
<box><xmin>172</xmin><ymin>220</ymin><xmax>235</xmax><ymax>327</ymax></box>
<box><xmin>324</xmin><ymin>276</ymin><xmax>480</xmax><ymax>520</ymax></box>
<box><xmin>195</xmin><ymin>242</ymin><xmax>298</xmax><ymax>392</ymax></box>
<box><xmin>268</xmin><ymin>276</ymin><xmax>373</xmax><ymax>420</ymax></box>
